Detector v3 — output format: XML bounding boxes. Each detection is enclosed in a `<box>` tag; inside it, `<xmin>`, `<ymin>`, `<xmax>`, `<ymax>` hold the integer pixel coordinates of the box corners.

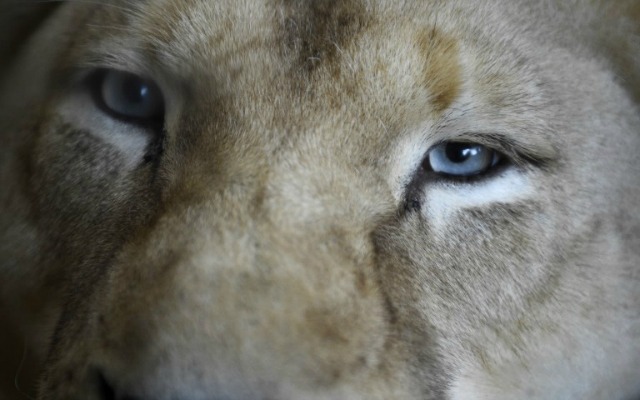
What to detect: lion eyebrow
<box><xmin>74</xmin><ymin>46</ymin><xmax>152</xmax><ymax>77</ymax></box>
<box><xmin>60</xmin><ymin>0</ymin><xmax>169</xmax><ymax>76</ymax></box>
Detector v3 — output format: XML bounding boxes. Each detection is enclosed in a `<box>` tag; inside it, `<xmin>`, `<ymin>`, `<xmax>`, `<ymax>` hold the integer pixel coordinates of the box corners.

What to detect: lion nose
<box><xmin>94</xmin><ymin>371</ymin><xmax>127</xmax><ymax>400</ymax></box>
<box><xmin>94</xmin><ymin>370</ymin><xmax>215</xmax><ymax>400</ymax></box>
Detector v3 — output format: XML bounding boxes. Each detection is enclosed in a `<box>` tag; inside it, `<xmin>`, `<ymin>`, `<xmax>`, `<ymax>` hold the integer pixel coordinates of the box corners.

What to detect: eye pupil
<box><xmin>121</xmin><ymin>76</ymin><xmax>150</xmax><ymax>105</ymax></box>
<box><xmin>445</xmin><ymin>143</ymin><xmax>483</xmax><ymax>163</ymax></box>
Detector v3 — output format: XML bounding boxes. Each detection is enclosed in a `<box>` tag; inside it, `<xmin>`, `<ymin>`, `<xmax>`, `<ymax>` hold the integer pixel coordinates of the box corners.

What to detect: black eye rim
<box><xmin>87</xmin><ymin>68</ymin><xmax>166</xmax><ymax>131</ymax></box>
<box><xmin>422</xmin><ymin>140</ymin><xmax>509</xmax><ymax>181</ymax></box>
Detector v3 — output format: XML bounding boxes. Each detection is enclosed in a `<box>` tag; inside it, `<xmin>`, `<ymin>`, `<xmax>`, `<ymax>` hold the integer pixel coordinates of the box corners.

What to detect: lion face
<box><xmin>1</xmin><ymin>1</ymin><xmax>639</xmax><ymax>399</ymax></box>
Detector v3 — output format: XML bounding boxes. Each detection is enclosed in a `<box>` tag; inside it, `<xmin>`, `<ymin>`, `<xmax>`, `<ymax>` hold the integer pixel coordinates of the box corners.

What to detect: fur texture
<box><xmin>0</xmin><ymin>1</ymin><xmax>639</xmax><ymax>399</ymax></box>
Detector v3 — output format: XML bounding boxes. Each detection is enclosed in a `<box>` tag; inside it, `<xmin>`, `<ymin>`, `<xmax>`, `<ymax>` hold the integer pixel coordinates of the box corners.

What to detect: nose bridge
<box><xmin>264</xmin><ymin>130</ymin><xmax>392</xmax><ymax>227</ymax></box>
<box><xmin>187</xmin><ymin>143</ymin><xmax>387</xmax><ymax>337</ymax></box>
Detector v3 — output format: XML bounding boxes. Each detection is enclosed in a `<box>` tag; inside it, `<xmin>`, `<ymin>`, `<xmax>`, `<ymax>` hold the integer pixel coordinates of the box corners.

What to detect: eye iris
<box><xmin>427</xmin><ymin>141</ymin><xmax>499</xmax><ymax>177</ymax></box>
<box><xmin>96</xmin><ymin>69</ymin><xmax>164</xmax><ymax>124</ymax></box>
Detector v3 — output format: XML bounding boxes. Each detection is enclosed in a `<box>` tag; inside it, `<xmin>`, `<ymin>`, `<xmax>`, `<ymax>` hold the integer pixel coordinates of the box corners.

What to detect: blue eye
<box><xmin>426</xmin><ymin>142</ymin><xmax>502</xmax><ymax>177</ymax></box>
<box><xmin>91</xmin><ymin>69</ymin><xmax>165</xmax><ymax>126</ymax></box>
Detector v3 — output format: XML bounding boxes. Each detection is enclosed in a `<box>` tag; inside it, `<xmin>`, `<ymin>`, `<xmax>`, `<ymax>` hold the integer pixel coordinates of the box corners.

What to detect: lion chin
<box><xmin>0</xmin><ymin>0</ymin><xmax>639</xmax><ymax>399</ymax></box>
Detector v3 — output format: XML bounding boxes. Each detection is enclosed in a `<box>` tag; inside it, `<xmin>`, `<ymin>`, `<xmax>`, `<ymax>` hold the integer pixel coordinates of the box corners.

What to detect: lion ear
<box><xmin>0</xmin><ymin>1</ymin><xmax>60</xmax><ymax>73</ymax></box>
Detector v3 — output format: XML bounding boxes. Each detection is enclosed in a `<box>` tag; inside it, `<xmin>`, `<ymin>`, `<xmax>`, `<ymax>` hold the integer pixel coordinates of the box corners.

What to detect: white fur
<box><xmin>59</xmin><ymin>95</ymin><xmax>152</xmax><ymax>169</ymax></box>
<box><xmin>424</xmin><ymin>169</ymin><xmax>534</xmax><ymax>231</ymax></box>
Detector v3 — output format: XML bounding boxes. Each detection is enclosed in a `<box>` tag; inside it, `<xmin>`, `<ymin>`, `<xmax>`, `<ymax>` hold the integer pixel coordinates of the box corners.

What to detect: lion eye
<box><xmin>426</xmin><ymin>142</ymin><xmax>502</xmax><ymax>177</ymax></box>
<box><xmin>91</xmin><ymin>69</ymin><xmax>165</xmax><ymax>127</ymax></box>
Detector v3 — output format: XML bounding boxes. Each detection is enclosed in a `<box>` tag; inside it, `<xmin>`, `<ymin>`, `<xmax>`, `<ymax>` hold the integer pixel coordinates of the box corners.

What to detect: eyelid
<box><xmin>61</xmin><ymin>63</ymin><xmax>154</xmax><ymax>89</ymax></box>
<box><xmin>433</xmin><ymin>133</ymin><xmax>558</xmax><ymax>169</ymax></box>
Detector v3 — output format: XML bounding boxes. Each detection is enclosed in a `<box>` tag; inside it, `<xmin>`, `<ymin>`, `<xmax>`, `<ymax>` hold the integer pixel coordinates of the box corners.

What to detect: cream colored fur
<box><xmin>1</xmin><ymin>1</ymin><xmax>639</xmax><ymax>399</ymax></box>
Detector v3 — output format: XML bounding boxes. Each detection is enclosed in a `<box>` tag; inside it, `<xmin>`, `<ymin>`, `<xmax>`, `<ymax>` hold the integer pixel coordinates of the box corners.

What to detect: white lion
<box><xmin>0</xmin><ymin>1</ymin><xmax>638</xmax><ymax>399</ymax></box>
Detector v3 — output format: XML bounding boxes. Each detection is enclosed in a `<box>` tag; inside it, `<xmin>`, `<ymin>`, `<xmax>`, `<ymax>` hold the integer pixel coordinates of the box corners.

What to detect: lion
<box><xmin>0</xmin><ymin>0</ymin><xmax>639</xmax><ymax>399</ymax></box>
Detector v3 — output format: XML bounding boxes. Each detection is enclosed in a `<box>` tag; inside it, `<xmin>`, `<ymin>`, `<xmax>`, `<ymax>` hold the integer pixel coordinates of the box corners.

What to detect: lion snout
<box><xmin>64</xmin><ymin>208</ymin><xmax>392</xmax><ymax>400</ymax></box>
